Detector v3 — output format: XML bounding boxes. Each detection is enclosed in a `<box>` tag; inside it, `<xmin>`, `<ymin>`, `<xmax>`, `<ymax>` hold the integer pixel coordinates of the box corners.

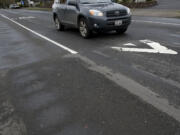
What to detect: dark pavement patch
<box><xmin>2</xmin><ymin>56</ymin><xmax>180</xmax><ymax>135</ymax></box>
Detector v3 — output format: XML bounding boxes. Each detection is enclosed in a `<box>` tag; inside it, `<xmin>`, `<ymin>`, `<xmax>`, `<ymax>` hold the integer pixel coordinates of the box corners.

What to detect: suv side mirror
<box><xmin>68</xmin><ymin>0</ymin><xmax>77</xmax><ymax>6</ymax></box>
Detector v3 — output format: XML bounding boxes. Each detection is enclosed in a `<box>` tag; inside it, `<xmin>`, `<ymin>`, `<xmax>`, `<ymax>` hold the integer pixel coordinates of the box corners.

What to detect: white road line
<box><xmin>112</xmin><ymin>47</ymin><xmax>158</xmax><ymax>53</ymax></box>
<box><xmin>123</xmin><ymin>43</ymin><xmax>136</xmax><ymax>46</ymax></box>
<box><xmin>112</xmin><ymin>39</ymin><xmax>178</xmax><ymax>55</ymax></box>
<box><xmin>132</xmin><ymin>20</ymin><xmax>180</xmax><ymax>26</ymax></box>
<box><xmin>19</xmin><ymin>16</ymin><xmax>36</xmax><ymax>20</ymax></box>
<box><xmin>140</xmin><ymin>40</ymin><xmax>178</xmax><ymax>54</ymax></box>
<box><xmin>0</xmin><ymin>14</ymin><xmax>78</xmax><ymax>54</ymax></box>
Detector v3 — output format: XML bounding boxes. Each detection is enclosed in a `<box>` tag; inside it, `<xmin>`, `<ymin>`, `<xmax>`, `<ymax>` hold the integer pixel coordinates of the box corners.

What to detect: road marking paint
<box><xmin>132</xmin><ymin>20</ymin><xmax>180</xmax><ymax>26</ymax></box>
<box><xmin>141</xmin><ymin>40</ymin><xmax>178</xmax><ymax>54</ymax></box>
<box><xmin>0</xmin><ymin>14</ymin><xmax>78</xmax><ymax>54</ymax></box>
<box><xmin>112</xmin><ymin>39</ymin><xmax>178</xmax><ymax>55</ymax></box>
<box><xmin>123</xmin><ymin>43</ymin><xmax>136</xmax><ymax>46</ymax></box>
<box><xmin>19</xmin><ymin>16</ymin><xmax>36</xmax><ymax>20</ymax></box>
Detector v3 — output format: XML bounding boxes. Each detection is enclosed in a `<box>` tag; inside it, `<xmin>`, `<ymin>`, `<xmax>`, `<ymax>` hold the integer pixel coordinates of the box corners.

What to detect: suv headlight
<box><xmin>127</xmin><ymin>8</ymin><xmax>131</xmax><ymax>15</ymax></box>
<box><xmin>89</xmin><ymin>9</ymin><xmax>103</xmax><ymax>17</ymax></box>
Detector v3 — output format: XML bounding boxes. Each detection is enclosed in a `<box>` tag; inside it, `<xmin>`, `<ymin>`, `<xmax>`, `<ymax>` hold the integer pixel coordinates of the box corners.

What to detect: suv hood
<box><xmin>80</xmin><ymin>2</ymin><xmax>127</xmax><ymax>12</ymax></box>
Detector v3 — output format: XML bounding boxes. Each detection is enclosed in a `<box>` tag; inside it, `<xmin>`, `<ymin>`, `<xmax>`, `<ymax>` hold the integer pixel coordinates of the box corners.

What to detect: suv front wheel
<box><xmin>54</xmin><ymin>16</ymin><xmax>64</xmax><ymax>31</ymax></box>
<box><xmin>79</xmin><ymin>18</ymin><xmax>91</xmax><ymax>38</ymax></box>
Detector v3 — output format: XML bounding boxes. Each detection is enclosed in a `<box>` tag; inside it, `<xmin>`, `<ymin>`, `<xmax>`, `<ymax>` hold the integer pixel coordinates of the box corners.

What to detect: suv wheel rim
<box><xmin>55</xmin><ymin>18</ymin><xmax>60</xmax><ymax>30</ymax></box>
<box><xmin>79</xmin><ymin>20</ymin><xmax>87</xmax><ymax>37</ymax></box>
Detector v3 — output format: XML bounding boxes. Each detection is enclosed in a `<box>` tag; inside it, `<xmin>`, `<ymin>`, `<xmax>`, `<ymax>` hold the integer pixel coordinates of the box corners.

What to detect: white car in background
<box><xmin>9</xmin><ymin>4</ymin><xmax>20</xmax><ymax>9</ymax></box>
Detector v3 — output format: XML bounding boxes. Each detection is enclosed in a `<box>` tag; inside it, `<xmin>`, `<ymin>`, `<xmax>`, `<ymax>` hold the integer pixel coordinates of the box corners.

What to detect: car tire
<box><xmin>54</xmin><ymin>16</ymin><xmax>64</xmax><ymax>31</ymax></box>
<box><xmin>116</xmin><ymin>28</ymin><xmax>127</xmax><ymax>34</ymax></box>
<box><xmin>79</xmin><ymin>18</ymin><xmax>91</xmax><ymax>38</ymax></box>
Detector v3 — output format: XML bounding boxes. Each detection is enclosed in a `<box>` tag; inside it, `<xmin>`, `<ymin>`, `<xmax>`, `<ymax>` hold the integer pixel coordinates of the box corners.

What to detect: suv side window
<box><xmin>60</xmin><ymin>0</ymin><xmax>66</xmax><ymax>4</ymax></box>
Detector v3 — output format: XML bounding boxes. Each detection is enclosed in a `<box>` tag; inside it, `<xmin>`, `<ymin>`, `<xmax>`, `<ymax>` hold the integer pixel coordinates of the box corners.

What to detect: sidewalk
<box><xmin>132</xmin><ymin>9</ymin><xmax>180</xmax><ymax>18</ymax></box>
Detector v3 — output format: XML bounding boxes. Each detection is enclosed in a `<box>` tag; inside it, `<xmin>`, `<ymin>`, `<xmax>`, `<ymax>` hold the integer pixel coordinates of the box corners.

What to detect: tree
<box><xmin>0</xmin><ymin>0</ymin><xmax>15</xmax><ymax>8</ymax></box>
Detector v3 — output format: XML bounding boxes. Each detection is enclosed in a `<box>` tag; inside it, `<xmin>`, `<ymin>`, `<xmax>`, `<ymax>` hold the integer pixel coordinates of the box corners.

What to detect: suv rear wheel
<box><xmin>54</xmin><ymin>16</ymin><xmax>64</xmax><ymax>31</ymax></box>
<box><xmin>79</xmin><ymin>18</ymin><xmax>91</xmax><ymax>38</ymax></box>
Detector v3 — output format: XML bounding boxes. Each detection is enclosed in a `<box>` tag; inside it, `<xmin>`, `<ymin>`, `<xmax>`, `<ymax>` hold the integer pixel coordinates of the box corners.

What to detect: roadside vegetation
<box><xmin>0</xmin><ymin>0</ymin><xmax>15</xmax><ymax>8</ymax></box>
<box><xmin>0</xmin><ymin>0</ymin><xmax>29</xmax><ymax>8</ymax></box>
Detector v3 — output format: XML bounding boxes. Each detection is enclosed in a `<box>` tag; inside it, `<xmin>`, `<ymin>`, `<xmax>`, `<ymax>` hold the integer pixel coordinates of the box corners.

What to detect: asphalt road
<box><xmin>0</xmin><ymin>9</ymin><xmax>180</xmax><ymax>135</ymax></box>
<box><xmin>153</xmin><ymin>0</ymin><xmax>180</xmax><ymax>10</ymax></box>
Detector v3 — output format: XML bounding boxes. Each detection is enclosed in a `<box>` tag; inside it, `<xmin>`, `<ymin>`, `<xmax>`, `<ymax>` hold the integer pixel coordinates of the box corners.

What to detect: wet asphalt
<box><xmin>0</xmin><ymin>9</ymin><xmax>180</xmax><ymax>135</ymax></box>
<box><xmin>152</xmin><ymin>0</ymin><xmax>180</xmax><ymax>10</ymax></box>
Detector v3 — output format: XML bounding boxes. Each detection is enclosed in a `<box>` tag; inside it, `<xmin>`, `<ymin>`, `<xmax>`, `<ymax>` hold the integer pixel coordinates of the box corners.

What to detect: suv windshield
<box><xmin>80</xmin><ymin>0</ymin><xmax>112</xmax><ymax>4</ymax></box>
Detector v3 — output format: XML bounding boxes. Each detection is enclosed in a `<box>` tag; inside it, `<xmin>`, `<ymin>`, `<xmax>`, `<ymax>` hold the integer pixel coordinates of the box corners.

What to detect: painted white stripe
<box><xmin>19</xmin><ymin>16</ymin><xmax>36</xmax><ymax>20</ymax></box>
<box><xmin>0</xmin><ymin>14</ymin><xmax>78</xmax><ymax>54</ymax></box>
<box><xmin>132</xmin><ymin>20</ymin><xmax>180</xmax><ymax>26</ymax></box>
<box><xmin>123</xmin><ymin>43</ymin><xmax>136</xmax><ymax>46</ymax></box>
<box><xmin>112</xmin><ymin>47</ymin><xmax>158</xmax><ymax>53</ymax></box>
<box><xmin>112</xmin><ymin>39</ymin><xmax>178</xmax><ymax>55</ymax></box>
<box><xmin>140</xmin><ymin>40</ymin><xmax>178</xmax><ymax>54</ymax></box>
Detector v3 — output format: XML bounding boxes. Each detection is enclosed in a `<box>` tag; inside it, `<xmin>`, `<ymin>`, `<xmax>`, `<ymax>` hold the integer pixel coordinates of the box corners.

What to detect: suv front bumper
<box><xmin>87</xmin><ymin>15</ymin><xmax>131</xmax><ymax>31</ymax></box>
